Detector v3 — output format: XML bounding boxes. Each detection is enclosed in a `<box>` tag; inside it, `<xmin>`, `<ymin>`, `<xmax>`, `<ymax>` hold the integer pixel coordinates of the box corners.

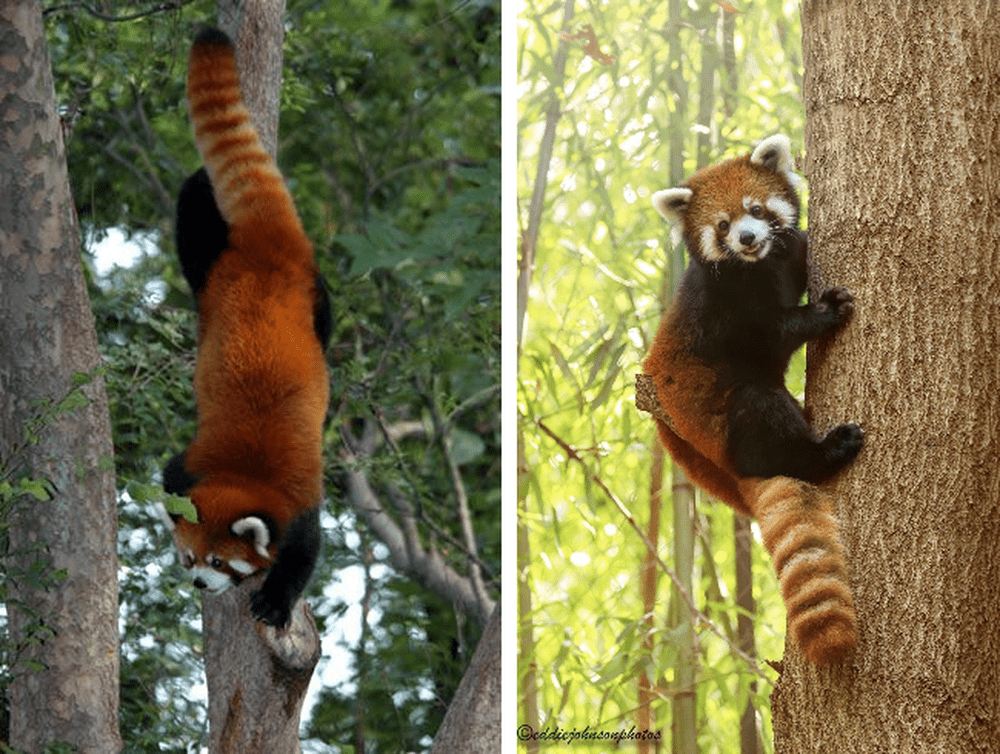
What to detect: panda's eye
<box><xmin>718</xmin><ymin>220</ymin><xmax>730</xmax><ymax>233</ymax></box>
<box><xmin>749</xmin><ymin>205</ymin><xmax>764</xmax><ymax>218</ymax></box>
<box><xmin>209</xmin><ymin>555</ymin><xmax>224</xmax><ymax>570</ymax></box>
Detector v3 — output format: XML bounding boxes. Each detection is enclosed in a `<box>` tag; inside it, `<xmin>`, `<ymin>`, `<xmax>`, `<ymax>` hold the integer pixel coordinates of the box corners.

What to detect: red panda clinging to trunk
<box><xmin>161</xmin><ymin>26</ymin><xmax>331</xmax><ymax>629</ymax></box>
<box><xmin>642</xmin><ymin>135</ymin><xmax>864</xmax><ymax>665</ymax></box>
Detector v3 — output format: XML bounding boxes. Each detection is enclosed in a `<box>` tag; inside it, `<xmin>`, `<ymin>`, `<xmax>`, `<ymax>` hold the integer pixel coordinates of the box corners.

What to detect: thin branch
<box><xmin>444</xmin><ymin>384</ymin><xmax>501</xmax><ymax>431</ymax></box>
<box><xmin>341</xmin><ymin>423</ymin><xmax>496</xmax><ymax>623</ymax></box>
<box><xmin>426</xmin><ymin>375</ymin><xmax>491</xmax><ymax>621</ymax></box>
<box><xmin>367</xmin><ymin>409</ymin><xmax>498</xmax><ymax>585</ymax></box>
<box><xmin>42</xmin><ymin>0</ymin><xmax>191</xmax><ymax>21</ymax></box>
<box><xmin>536</xmin><ymin>419</ymin><xmax>771</xmax><ymax>684</ymax></box>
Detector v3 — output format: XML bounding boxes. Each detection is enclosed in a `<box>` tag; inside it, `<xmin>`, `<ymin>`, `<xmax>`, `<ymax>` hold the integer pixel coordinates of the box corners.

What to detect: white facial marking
<box><xmin>190</xmin><ymin>565</ymin><xmax>234</xmax><ymax>593</ymax></box>
<box><xmin>699</xmin><ymin>225</ymin><xmax>722</xmax><ymax>261</ymax></box>
<box><xmin>726</xmin><ymin>215</ymin><xmax>772</xmax><ymax>260</ymax></box>
<box><xmin>766</xmin><ymin>195</ymin><xmax>796</xmax><ymax>227</ymax></box>
<box><xmin>228</xmin><ymin>558</ymin><xmax>258</xmax><ymax>576</ymax></box>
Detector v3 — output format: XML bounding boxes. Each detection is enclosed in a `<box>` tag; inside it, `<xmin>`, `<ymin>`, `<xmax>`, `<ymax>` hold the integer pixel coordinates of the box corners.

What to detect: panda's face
<box><xmin>162</xmin><ymin>493</ymin><xmax>273</xmax><ymax>592</ymax></box>
<box><xmin>698</xmin><ymin>194</ymin><xmax>798</xmax><ymax>263</ymax></box>
<box><xmin>651</xmin><ymin>134</ymin><xmax>801</xmax><ymax>265</ymax></box>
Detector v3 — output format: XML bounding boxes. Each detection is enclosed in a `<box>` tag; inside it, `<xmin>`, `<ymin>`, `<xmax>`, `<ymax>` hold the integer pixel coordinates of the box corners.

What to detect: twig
<box><xmin>426</xmin><ymin>376</ymin><xmax>491</xmax><ymax>621</ymax></box>
<box><xmin>43</xmin><ymin>0</ymin><xmax>190</xmax><ymax>21</ymax></box>
<box><xmin>340</xmin><ymin>421</ymin><xmax>496</xmax><ymax>622</ymax></box>
<box><xmin>536</xmin><ymin>419</ymin><xmax>771</xmax><ymax>683</ymax></box>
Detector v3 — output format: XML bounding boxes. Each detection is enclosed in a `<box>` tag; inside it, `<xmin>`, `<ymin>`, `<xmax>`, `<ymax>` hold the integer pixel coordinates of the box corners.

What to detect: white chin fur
<box><xmin>190</xmin><ymin>566</ymin><xmax>234</xmax><ymax>593</ymax></box>
<box><xmin>699</xmin><ymin>221</ymin><xmax>773</xmax><ymax>262</ymax></box>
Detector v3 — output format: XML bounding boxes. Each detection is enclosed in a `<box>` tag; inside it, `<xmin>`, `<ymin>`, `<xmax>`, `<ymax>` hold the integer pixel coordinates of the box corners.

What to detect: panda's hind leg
<box><xmin>727</xmin><ymin>384</ymin><xmax>863</xmax><ymax>484</ymax></box>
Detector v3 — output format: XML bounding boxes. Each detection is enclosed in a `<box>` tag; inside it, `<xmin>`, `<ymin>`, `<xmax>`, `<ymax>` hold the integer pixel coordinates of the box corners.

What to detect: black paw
<box><xmin>819</xmin><ymin>286</ymin><xmax>855</xmax><ymax>321</ymax></box>
<box><xmin>249</xmin><ymin>587</ymin><xmax>292</xmax><ymax>628</ymax></box>
<box><xmin>823</xmin><ymin>422</ymin><xmax>864</xmax><ymax>464</ymax></box>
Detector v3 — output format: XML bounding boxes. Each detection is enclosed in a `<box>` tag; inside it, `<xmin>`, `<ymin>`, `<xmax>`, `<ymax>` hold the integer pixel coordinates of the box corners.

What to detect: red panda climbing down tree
<box><xmin>161</xmin><ymin>27</ymin><xmax>331</xmax><ymax>629</ymax></box>
<box><xmin>641</xmin><ymin>135</ymin><xmax>864</xmax><ymax>665</ymax></box>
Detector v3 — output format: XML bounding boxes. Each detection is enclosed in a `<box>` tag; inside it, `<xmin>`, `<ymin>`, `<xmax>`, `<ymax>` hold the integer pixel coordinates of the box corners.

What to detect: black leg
<box><xmin>313</xmin><ymin>273</ymin><xmax>333</xmax><ymax>350</ymax></box>
<box><xmin>249</xmin><ymin>506</ymin><xmax>321</xmax><ymax>627</ymax></box>
<box><xmin>163</xmin><ymin>450</ymin><xmax>198</xmax><ymax>496</ymax></box>
<box><xmin>175</xmin><ymin>167</ymin><xmax>229</xmax><ymax>300</ymax></box>
<box><xmin>728</xmin><ymin>386</ymin><xmax>863</xmax><ymax>483</ymax></box>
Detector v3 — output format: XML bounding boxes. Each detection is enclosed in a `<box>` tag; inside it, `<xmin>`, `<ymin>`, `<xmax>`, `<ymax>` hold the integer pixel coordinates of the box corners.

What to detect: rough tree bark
<box><xmin>429</xmin><ymin>605</ymin><xmax>501</xmax><ymax>754</ymax></box>
<box><xmin>218</xmin><ymin>0</ymin><xmax>284</xmax><ymax>156</ymax></box>
<box><xmin>193</xmin><ymin>3</ymin><xmax>322</xmax><ymax>752</ymax></box>
<box><xmin>0</xmin><ymin>2</ymin><xmax>121</xmax><ymax>751</ymax></box>
<box><xmin>773</xmin><ymin>2</ymin><xmax>1000</xmax><ymax>750</ymax></box>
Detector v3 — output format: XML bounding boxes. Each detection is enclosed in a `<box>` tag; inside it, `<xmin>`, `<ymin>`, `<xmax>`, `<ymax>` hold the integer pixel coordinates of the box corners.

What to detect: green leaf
<box><xmin>163</xmin><ymin>494</ymin><xmax>197</xmax><ymax>524</ymax></box>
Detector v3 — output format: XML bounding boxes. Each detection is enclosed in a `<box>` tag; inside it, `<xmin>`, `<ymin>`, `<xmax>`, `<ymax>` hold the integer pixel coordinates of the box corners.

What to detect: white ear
<box><xmin>231</xmin><ymin>516</ymin><xmax>271</xmax><ymax>560</ymax></box>
<box><xmin>651</xmin><ymin>188</ymin><xmax>693</xmax><ymax>225</ymax></box>
<box><xmin>751</xmin><ymin>134</ymin><xmax>799</xmax><ymax>181</ymax></box>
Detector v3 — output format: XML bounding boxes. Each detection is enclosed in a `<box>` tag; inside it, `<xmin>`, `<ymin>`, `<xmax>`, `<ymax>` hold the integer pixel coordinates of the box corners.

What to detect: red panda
<box><xmin>641</xmin><ymin>135</ymin><xmax>863</xmax><ymax>665</ymax></box>
<box><xmin>161</xmin><ymin>26</ymin><xmax>330</xmax><ymax>628</ymax></box>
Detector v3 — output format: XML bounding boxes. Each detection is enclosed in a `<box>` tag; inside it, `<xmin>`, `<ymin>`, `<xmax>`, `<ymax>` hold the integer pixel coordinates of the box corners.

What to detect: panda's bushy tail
<box><xmin>740</xmin><ymin>477</ymin><xmax>857</xmax><ymax>665</ymax></box>
<box><xmin>186</xmin><ymin>27</ymin><xmax>307</xmax><ymax>253</ymax></box>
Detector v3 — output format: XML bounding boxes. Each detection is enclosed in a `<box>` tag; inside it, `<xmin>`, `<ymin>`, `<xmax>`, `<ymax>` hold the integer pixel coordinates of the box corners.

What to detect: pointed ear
<box><xmin>231</xmin><ymin>516</ymin><xmax>271</xmax><ymax>560</ymax></box>
<box><xmin>651</xmin><ymin>188</ymin><xmax>693</xmax><ymax>225</ymax></box>
<box><xmin>751</xmin><ymin>134</ymin><xmax>797</xmax><ymax>174</ymax></box>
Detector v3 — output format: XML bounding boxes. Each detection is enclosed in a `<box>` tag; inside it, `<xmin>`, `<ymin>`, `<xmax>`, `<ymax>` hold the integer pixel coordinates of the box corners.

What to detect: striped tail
<box><xmin>186</xmin><ymin>27</ymin><xmax>303</xmax><ymax>237</ymax></box>
<box><xmin>739</xmin><ymin>477</ymin><xmax>857</xmax><ymax>665</ymax></box>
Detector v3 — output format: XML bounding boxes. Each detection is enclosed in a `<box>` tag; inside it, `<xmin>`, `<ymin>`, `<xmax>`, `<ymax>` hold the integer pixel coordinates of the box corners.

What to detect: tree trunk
<box><xmin>198</xmin><ymin>3</ymin><xmax>320</xmax><ymax>752</ymax></box>
<box><xmin>218</xmin><ymin>0</ymin><xmax>285</xmax><ymax>156</ymax></box>
<box><xmin>734</xmin><ymin>515</ymin><xmax>761</xmax><ymax>754</ymax></box>
<box><xmin>0</xmin><ymin>3</ymin><xmax>121</xmax><ymax>752</ymax></box>
<box><xmin>203</xmin><ymin>586</ymin><xmax>320</xmax><ymax>754</ymax></box>
<box><xmin>774</xmin><ymin>2</ymin><xmax>1000</xmax><ymax>749</ymax></box>
<box><xmin>430</xmin><ymin>604</ymin><xmax>501</xmax><ymax>754</ymax></box>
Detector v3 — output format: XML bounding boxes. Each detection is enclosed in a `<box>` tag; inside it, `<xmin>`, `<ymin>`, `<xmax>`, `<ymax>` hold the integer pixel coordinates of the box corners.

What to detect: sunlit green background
<box><xmin>518</xmin><ymin>1</ymin><xmax>808</xmax><ymax>750</ymax></box>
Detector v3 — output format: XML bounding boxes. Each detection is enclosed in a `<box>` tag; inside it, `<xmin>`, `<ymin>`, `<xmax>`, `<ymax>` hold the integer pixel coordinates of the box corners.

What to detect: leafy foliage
<box><xmin>0</xmin><ymin>396</ymin><xmax>78</xmax><ymax>748</ymax></box>
<box><xmin>38</xmin><ymin>0</ymin><xmax>498</xmax><ymax>750</ymax></box>
<box><xmin>518</xmin><ymin>0</ymin><xmax>807</xmax><ymax>750</ymax></box>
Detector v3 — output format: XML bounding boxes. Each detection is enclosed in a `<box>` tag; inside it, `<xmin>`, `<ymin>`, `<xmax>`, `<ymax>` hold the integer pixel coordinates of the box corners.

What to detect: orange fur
<box><xmin>643</xmin><ymin>314</ymin><xmax>858</xmax><ymax>664</ymax></box>
<box><xmin>644</xmin><ymin>309</ymin><xmax>745</xmax><ymax>512</ymax></box>
<box><xmin>739</xmin><ymin>478</ymin><xmax>856</xmax><ymax>665</ymax></box>
<box><xmin>172</xmin><ymin>31</ymin><xmax>328</xmax><ymax>563</ymax></box>
<box><xmin>642</xmin><ymin>141</ymin><xmax>858</xmax><ymax>665</ymax></box>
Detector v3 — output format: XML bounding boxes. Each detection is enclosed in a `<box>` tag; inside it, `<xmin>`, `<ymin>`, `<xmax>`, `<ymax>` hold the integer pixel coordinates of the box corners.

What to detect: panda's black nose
<box><xmin>193</xmin><ymin>577</ymin><xmax>207</xmax><ymax>590</ymax></box>
<box><xmin>739</xmin><ymin>231</ymin><xmax>756</xmax><ymax>247</ymax></box>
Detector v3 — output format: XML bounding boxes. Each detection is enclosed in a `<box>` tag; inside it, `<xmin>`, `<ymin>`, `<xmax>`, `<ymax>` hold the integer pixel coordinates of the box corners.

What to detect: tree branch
<box><xmin>426</xmin><ymin>375</ymin><xmax>492</xmax><ymax>621</ymax></box>
<box><xmin>341</xmin><ymin>421</ymin><xmax>495</xmax><ymax>623</ymax></box>
<box><xmin>42</xmin><ymin>0</ymin><xmax>191</xmax><ymax>21</ymax></box>
<box><xmin>536</xmin><ymin>419</ymin><xmax>771</xmax><ymax>683</ymax></box>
